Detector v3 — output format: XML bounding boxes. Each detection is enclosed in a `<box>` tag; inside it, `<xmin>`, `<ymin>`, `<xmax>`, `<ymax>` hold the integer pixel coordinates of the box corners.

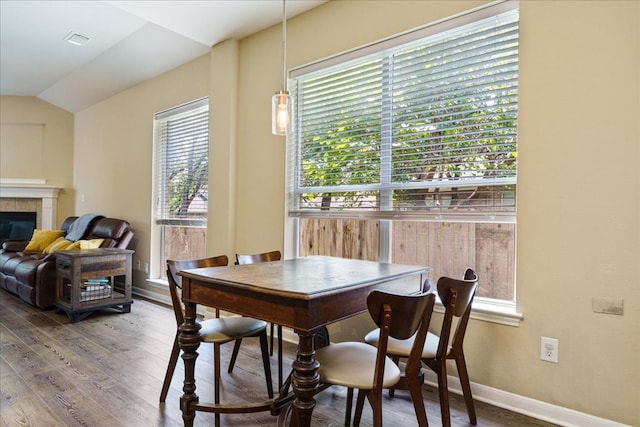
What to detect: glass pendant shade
<box><xmin>272</xmin><ymin>90</ymin><xmax>292</xmax><ymax>136</ymax></box>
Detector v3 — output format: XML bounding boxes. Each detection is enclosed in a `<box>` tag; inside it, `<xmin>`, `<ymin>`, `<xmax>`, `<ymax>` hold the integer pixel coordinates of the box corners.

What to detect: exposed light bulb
<box><xmin>271</xmin><ymin>0</ymin><xmax>293</xmax><ymax>137</ymax></box>
<box><xmin>272</xmin><ymin>90</ymin><xmax>292</xmax><ymax>136</ymax></box>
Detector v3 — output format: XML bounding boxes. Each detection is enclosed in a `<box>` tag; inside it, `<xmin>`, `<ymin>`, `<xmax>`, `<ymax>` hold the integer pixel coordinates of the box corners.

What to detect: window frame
<box><xmin>286</xmin><ymin>1</ymin><xmax>522</xmax><ymax>325</ymax></box>
<box><xmin>150</xmin><ymin>97</ymin><xmax>209</xmax><ymax>282</ymax></box>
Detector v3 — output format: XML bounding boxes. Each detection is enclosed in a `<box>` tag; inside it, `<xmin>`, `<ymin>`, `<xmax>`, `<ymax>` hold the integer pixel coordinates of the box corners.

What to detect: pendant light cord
<box><xmin>281</xmin><ymin>0</ymin><xmax>287</xmax><ymax>91</ymax></box>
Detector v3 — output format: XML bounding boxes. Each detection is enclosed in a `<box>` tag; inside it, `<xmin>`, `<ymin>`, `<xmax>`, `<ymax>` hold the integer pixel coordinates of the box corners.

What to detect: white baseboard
<box><xmin>134</xmin><ymin>286</ymin><xmax>171</xmax><ymax>305</ymax></box>
<box><xmin>422</xmin><ymin>370</ymin><xmax>629</xmax><ymax>427</ymax></box>
<box><xmin>132</xmin><ymin>290</ymin><xmax>627</xmax><ymax>427</ymax></box>
<box><xmin>133</xmin><ymin>286</ymin><xmax>207</xmax><ymax>316</ymax></box>
<box><xmin>278</xmin><ymin>327</ymin><xmax>627</xmax><ymax>427</ymax></box>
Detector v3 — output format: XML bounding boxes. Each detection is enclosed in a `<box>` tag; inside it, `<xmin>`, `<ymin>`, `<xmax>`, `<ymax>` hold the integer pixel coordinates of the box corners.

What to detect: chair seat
<box><xmin>364</xmin><ymin>330</ymin><xmax>448</xmax><ymax>359</ymax></box>
<box><xmin>199</xmin><ymin>317</ymin><xmax>267</xmax><ymax>343</ymax></box>
<box><xmin>315</xmin><ymin>342</ymin><xmax>401</xmax><ymax>390</ymax></box>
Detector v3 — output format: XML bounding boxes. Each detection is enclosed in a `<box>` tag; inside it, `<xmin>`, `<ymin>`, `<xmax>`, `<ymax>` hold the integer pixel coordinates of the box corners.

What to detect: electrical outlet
<box><xmin>541</xmin><ymin>337</ymin><xmax>558</xmax><ymax>363</ymax></box>
<box><xmin>135</xmin><ymin>260</ymin><xmax>141</xmax><ymax>270</ymax></box>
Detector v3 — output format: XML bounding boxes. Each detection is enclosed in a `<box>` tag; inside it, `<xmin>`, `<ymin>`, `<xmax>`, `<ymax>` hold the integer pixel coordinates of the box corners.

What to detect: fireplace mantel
<box><xmin>0</xmin><ymin>183</ymin><xmax>62</xmax><ymax>230</ymax></box>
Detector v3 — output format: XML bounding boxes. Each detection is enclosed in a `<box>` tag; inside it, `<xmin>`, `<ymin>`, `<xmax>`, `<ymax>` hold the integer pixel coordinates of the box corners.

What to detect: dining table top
<box><xmin>179</xmin><ymin>256</ymin><xmax>429</xmax><ymax>334</ymax></box>
<box><xmin>180</xmin><ymin>255</ymin><xmax>428</xmax><ymax>298</ymax></box>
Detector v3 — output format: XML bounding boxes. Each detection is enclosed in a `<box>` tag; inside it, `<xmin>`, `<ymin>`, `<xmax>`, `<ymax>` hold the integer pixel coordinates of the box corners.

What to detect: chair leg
<box><xmin>367</xmin><ymin>390</ymin><xmax>383</xmax><ymax>427</ymax></box>
<box><xmin>455</xmin><ymin>352</ymin><xmax>477</xmax><ymax>425</ymax></box>
<box><xmin>435</xmin><ymin>360</ymin><xmax>451</xmax><ymax>427</ymax></box>
<box><xmin>388</xmin><ymin>356</ymin><xmax>400</xmax><ymax>398</ymax></box>
<box><xmin>159</xmin><ymin>334</ymin><xmax>180</xmax><ymax>402</ymax></box>
<box><xmin>228</xmin><ymin>338</ymin><xmax>243</xmax><ymax>373</ymax></box>
<box><xmin>259</xmin><ymin>330</ymin><xmax>275</xmax><ymax>398</ymax></box>
<box><xmin>407</xmin><ymin>370</ymin><xmax>429</xmax><ymax>427</ymax></box>
<box><xmin>345</xmin><ymin>387</ymin><xmax>354</xmax><ymax>426</ymax></box>
<box><xmin>353</xmin><ymin>389</ymin><xmax>366</xmax><ymax>426</ymax></box>
<box><xmin>270</xmin><ymin>322</ymin><xmax>275</xmax><ymax>356</ymax></box>
<box><xmin>214</xmin><ymin>343</ymin><xmax>221</xmax><ymax>427</ymax></box>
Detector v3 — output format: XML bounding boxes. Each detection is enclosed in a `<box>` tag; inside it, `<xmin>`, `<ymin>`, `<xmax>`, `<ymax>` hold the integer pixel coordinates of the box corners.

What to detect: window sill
<box><xmin>434</xmin><ymin>298</ymin><xmax>523</xmax><ymax>327</ymax></box>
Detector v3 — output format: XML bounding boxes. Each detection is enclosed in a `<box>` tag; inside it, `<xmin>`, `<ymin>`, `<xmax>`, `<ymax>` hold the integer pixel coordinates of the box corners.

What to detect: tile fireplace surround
<box><xmin>0</xmin><ymin>183</ymin><xmax>61</xmax><ymax>230</ymax></box>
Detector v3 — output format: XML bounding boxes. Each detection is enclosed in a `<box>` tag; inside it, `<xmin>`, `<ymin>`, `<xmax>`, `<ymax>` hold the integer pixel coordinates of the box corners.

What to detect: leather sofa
<box><xmin>0</xmin><ymin>216</ymin><xmax>133</xmax><ymax>309</ymax></box>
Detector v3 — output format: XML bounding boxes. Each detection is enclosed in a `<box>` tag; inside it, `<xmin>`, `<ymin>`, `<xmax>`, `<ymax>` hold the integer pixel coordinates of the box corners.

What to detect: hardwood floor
<box><xmin>0</xmin><ymin>290</ymin><xmax>557</xmax><ymax>427</ymax></box>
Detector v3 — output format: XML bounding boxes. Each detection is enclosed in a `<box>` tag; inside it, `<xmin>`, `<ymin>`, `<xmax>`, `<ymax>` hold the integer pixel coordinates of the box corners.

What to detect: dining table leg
<box><xmin>290</xmin><ymin>330</ymin><xmax>320</xmax><ymax>427</ymax></box>
<box><xmin>179</xmin><ymin>301</ymin><xmax>201</xmax><ymax>427</ymax></box>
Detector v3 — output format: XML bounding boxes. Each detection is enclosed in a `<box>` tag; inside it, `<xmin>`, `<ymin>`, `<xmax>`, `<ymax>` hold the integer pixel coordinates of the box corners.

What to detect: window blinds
<box><xmin>290</xmin><ymin>7</ymin><xmax>518</xmax><ymax>215</ymax></box>
<box><xmin>153</xmin><ymin>98</ymin><xmax>209</xmax><ymax>225</ymax></box>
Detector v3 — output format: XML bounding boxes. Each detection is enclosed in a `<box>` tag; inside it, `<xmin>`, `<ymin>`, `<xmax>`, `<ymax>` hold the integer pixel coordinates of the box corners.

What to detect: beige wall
<box><xmin>0</xmin><ymin>96</ymin><xmax>75</xmax><ymax>218</ymax></box>
<box><xmin>508</xmin><ymin>2</ymin><xmax>638</xmax><ymax>423</ymax></box>
<box><xmin>231</xmin><ymin>1</ymin><xmax>639</xmax><ymax>424</ymax></box>
<box><xmin>3</xmin><ymin>0</ymin><xmax>638</xmax><ymax>424</ymax></box>
<box><xmin>73</xmin><ymin>54</ymin><xmax>211</xmax><ymax>286</ymax></box>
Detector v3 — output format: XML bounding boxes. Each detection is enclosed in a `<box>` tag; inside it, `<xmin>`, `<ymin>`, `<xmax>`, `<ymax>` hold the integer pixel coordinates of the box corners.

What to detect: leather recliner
<box><xmin>0</xmin><ymin>216</ymin><xmax>133</xmax><ymax>309</ymax></box>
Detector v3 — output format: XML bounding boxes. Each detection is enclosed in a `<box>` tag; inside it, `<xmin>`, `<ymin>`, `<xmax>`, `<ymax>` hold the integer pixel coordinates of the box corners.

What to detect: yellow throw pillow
<box><xmin>79</xmin><ymin>238</ymin><xmax>104</xmax><ymax>249</ymax></box>
<box><xmin>44</xmin><ymin>237</ymin><xmax>75</xmax><ymax>254</ymax></box>
<box><xmin>24</xmin><ymin>229</ymin><xmax>65</xmax><ymax>252</ymax></box>
<box><xmin>66</xmin><ymin>241</ymin><xmax>82</xmax><ymax>250</ymax></box>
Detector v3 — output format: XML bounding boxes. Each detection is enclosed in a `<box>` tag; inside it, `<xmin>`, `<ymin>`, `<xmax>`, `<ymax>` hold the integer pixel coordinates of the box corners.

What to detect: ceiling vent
<box><xmin>63</xmin><ymin>32</ymin><xmax>90</xmax><ymax>46</ymax></box>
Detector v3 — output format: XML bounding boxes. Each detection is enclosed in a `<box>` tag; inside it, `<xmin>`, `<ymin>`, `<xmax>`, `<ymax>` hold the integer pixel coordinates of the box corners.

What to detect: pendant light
<box><xmin>271</xmin><ymin>0</ymin><xmax>292</xmax><ymax>136</ymax></box>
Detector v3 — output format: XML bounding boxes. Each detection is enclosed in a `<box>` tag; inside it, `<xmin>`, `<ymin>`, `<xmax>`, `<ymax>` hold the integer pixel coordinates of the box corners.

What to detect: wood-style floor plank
<box><xmin>0</xmin><ymin>290</ymin><xmax>557</xmax><ymax>427</ymax></box>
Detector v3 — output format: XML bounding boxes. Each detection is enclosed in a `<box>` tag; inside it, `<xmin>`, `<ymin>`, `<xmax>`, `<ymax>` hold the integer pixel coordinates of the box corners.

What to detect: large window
<box><xmin>289</xmin><ymin>4</ymin><xmax>519</xmax><ymax>308</ymax></box>
<box><xmin>152</xmin><ymin>98</ymin><xmax>209</xmax><ymax>280</ymax></box>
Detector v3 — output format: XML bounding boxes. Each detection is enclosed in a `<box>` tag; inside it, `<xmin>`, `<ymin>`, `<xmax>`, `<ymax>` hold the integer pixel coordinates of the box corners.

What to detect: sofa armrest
<box><xmin>2</xmin><ymin>240</ymin><xmax>28</xmax><ymax>252</ymax></box>
<box><xmin>114</xmin><ymin>230</ymin><xmax>134</xmax><ymax>249</ymax></box>
<box><xmin>40</xmin><ymin>253</ymin><xmax>55</xmax><ymax>263</ymax></box>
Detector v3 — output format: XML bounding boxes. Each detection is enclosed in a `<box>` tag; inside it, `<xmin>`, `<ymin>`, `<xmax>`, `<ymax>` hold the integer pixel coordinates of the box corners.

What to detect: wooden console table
<box><xmin>54</xmin><ymin>248</ymin><xmax>133</xmax><ymax>322</ymax></box>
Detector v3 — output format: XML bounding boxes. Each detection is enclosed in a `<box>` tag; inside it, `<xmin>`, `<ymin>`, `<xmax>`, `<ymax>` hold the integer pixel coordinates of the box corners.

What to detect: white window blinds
<box><xmin>153</xmin><ymin>98</ymin><xmax>209</xmax><ymax>225</ymax></box>
<box><xmin>290</xmin><ymin>7</ymin><xmax>518</xmax><ymax>216</ymax></box>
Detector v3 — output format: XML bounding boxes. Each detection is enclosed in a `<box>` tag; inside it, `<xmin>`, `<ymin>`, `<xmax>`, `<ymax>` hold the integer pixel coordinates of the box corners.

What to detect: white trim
<box><xmin>133</xmin><ymin>285</ymin><xmax>207</xmax><ymax>317</ymax></box>
<box><xmin>0</xmin><ymin>184</ymin><xmax>62</xmax><ymax>229</ymax></box>
<box><xmin>431</xmin><ymin>297</ymin><xmax>522</xmax><ymax>326</ymax></box>
<box><xmin>0</xmin><ymin>178</ymin><xmax>47</xmax><ymax>185</ymax></box>
<box><xmin>433</xmin><ymin>304</ymin><xmax>523</xmax><ymax>327</ymax></box>
<box><xmin>0</xmin><ymin>185</ymin><xmax>61</xmax><ymax>199</ymax></box>
<box><xmin>133</xmin><ymin>285</ymin><xmax>172</xmax><ymax>306</ymax></box>
<box><xmin>146</xmin><ymin>278</ymin><xmax>168</xmax><ymax>288</ymax></box>
<box><xmin>467</xmin><ymin>299</ymin><xmax>523</xmax><ymax>327</ymax></box>
<box><xmin>423</xmin><ymin>371</ymin><xmax>631</xmax><ymax>427</ymax></box>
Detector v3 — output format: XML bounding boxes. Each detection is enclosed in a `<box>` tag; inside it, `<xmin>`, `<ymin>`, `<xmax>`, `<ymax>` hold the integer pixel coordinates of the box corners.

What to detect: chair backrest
<box><xmin>166</xmin><ymin>255</ymin><xmax>229</xmax><ymax>327</ymax></box>
<box><xmin>367</xmin><ymin>290</ymin><xmax>436</xmax><ymax>390</ymax></box>
<box><xmin>235</xmin><ymin>250</ymin><xmax>281</xmax><ymax>265</ymax></box>
<box><xmin>422</xmin><ymin>277</ymin><xmax>435</xmax><ymax>294</ymax></box>
<box><xmin>435</xmin><ymin>268</ymin><xmax>478</xmax><ymax>357</ymax></box>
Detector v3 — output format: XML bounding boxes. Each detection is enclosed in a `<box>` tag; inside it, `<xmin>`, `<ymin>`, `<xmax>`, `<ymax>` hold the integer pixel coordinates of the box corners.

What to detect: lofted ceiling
<box><xmin>0</xmin><ymin>0</ymin><xmax>325</xmax><ymax>113</ymax></box>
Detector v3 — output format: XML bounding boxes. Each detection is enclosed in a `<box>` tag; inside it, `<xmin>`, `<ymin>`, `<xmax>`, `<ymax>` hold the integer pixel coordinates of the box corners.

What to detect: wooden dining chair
<box><xmin>231</xmin><ymin>250</ymin><xmax>284</xmax><ymax>389</ymax></box>
<box><xmin>388</xmin><ymin>277</ymin><xmax>435</xmax><ymax>398</ymax></box>
<box><xmin>235</xmin><ymin>250</ymin><xmax>282</xmax><ymax>354</ymax></box>
<box><xmin>362</xmin><ymin>268</ymin><xmax>479</xmax><ymax>427</ymax></box>
<box><xmin>160</xmin><ymin>255</ymin><xmax>274</xmax><ymax>427</ymax></box>
<box><xmin>314</xmin><ymin>289</ymin><xmax>436</xmax><ymax>427</ymax></box>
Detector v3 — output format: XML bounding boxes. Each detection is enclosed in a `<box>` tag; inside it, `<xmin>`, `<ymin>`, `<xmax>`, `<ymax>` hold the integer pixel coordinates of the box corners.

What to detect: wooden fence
<box><xmin>299</xmin><ymin>218</ymin><xmax>515</xmax><ymax>300</ymax></box>
<box><xmin>161</xmin><ymin>226</ymin><xmax>207</xmax><ymax>278</ymax></box>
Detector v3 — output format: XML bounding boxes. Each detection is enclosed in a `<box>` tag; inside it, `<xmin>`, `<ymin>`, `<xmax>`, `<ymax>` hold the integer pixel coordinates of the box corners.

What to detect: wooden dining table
<box><xmin>178</xmin><ymin>255</ymin><xmax>429</xmax><ymax>426</ymax></box>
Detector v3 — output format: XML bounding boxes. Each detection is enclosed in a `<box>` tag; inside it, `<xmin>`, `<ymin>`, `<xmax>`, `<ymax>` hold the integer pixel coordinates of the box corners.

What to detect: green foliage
<box><xmin>296</xmin><ymin>34</ymin><xmax>518</xmax><ymax>211</ymax></box>
<box><xmin>167</xmin><ymin>139</ymin><xmax>208</xmax><ymax>218</ymax></box>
